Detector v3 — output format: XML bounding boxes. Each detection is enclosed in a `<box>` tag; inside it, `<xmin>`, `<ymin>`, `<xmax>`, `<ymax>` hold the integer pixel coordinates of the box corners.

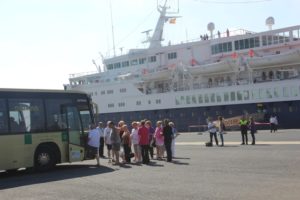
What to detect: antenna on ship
<box><xmin>109</xmin><ymin>0</ymin><xmax>116</xmax><ymax>56</ymax></box>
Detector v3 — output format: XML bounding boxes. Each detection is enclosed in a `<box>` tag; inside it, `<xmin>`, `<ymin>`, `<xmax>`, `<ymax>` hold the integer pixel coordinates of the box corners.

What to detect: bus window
<box><xmin>0</xmin><ymin>99</ymin><xmax>8</xmax><ymax>134</ymax></box>
<box><xmin>45</xmin><ymin>99</ymin><xmax>71</xmax><ymax>131</ymax></box>
<box><xmin>8</xmin><ymin>99</ymin><xmax>45</xmax><ymax>133</ymax></box>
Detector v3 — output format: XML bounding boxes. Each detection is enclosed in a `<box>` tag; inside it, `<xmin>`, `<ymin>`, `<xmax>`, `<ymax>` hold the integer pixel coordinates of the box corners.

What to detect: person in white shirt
<box><xmin>87</xmin><ymin>123</ymin><xmax>100</xmax><ymax>166</ymax></box>
<box><xmin>207</xmin><ymin>118</ymin><xmax>218</xmax><ymax>146</ymax></box>
<box><xmin>104</xmin><ymin>121</ymin><xmax>112</xmax><ymax>162</ymax></box>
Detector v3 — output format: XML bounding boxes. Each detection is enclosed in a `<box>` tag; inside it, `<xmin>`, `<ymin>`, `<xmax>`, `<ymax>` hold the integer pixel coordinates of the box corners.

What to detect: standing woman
<box><xmin>154</xmin><ymin>121</ymin><xmax>164</xmax><ymax>160</ymax></box>
<box><xmin>109</xmin><ymin>121</ymin><xmax>121</xmax><ymax>165</ymax></box>
<box><xmin>163</xmin><ymin>119</ymin><xmax>173</xmax><ymax>162</ymax></box>
<box><xmin>248</xmin><ymin>117</ymin><xmax>256</xmax><ymax>145</ymax></box>
<box><xmin>217</xmin><ymin>116</ymin><xmax>225</xmax><ymax>147</ymax></box>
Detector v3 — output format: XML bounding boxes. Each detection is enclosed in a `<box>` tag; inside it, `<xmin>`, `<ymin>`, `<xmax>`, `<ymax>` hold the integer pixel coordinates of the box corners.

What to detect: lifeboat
<box><xmin>247</xmin><ymin>49</ymin><xmax>300</xmax><ymax>69</ymax></box>
<box><xmin>187</xmin><ymin>59</ymin><xmax>237</xmax><ymax>75</ymax></box>
<box><xmin>141</xmin><ymin>68</ymin><xmax>171</xmax><ymax>81</ymax></box>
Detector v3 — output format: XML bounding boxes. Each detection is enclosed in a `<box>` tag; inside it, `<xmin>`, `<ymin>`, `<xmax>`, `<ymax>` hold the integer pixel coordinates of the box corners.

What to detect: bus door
<box><xmin>63</xmin><ymin>105</ymin><xmax>85</xmax><ymax>163</ymax></box>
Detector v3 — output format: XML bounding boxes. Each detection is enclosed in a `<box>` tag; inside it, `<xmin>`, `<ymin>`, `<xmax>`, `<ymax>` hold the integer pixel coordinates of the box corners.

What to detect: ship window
<box><xmin>192</xmin><ymin>96</ymin><xmax>197</xmax><ymax>104</ymax></box>
<box><xmin>148</xmin><ymin>100</ymin><xmax>151</xmax><ymax>104</ymax></box>
<box><xmin>198</xmin><ymin>95</ymin><xmax>203</xmax><ymax>103</ymax></box>
<box><xmin>273</xmin><ymin>35</ymin><xmax>279</xmax><ymax>44</ymax></box>
<box><xmin>118</xmin><ymin>102</ymin><xmax>125</xmax><ymax>107</ymax></box>
<box><xmin>259</xmin><ymin>88</ymin><xmax>266</xmax><ymax>99</ymax></box>
<box><xmin>234</xmin><ymin>40</ymin><xmax>239</xmax><ymax>50</ymax></box>
<box><xmin>239</xmin><ymin>40</ymin><xmax>245</xmax><ymax>50</ymax></box>
<box><xmin>252</xmin><ymin>89</ymin><xmax>259</xmax><ymax>100</ymax></box>
<box><xmin>249</xmin><ymin>38</ymin><xmax>255</xmax><ymax>48</ymax></box>
<box><xmin>267</xmin><ymin>36</ymin><xmax>273</xmax><ymax>45</ymax></box>
<box><xmin>130</xmin><ymin>59</ymin><xmax>138</xmax><ymax>66</ymax></box>
<box><xmin>204</xmin><ymin>94</ymin><xmax>209</xmax><ymax>103</ymax></box>
<box><xmin>230</xmin><ymin>91</ymin><xmax>236</xmax><ymax>101</ymax></box>
<box><xmin>107</xmin><ymin>90</ymin><xmax>114</xmax><ymax>94</ymax></box>
<box><xmin>274</xmin><ymin>87</ymin><xmax>281</xmax><ymax>98</ymax></box>
<box><xmin>156</xmin><ymin>99</ymin><xmax>161</xmax><ymax>104</ymax></box>
<box><xmin>224</xmin><ymin>92</ymin><xmax>229</xmax><ymax>102</ymax></box>
<box><xmin>101</xmin><ymin>91</ymin><xmax>105</xmax><ymax>95</ymax></box>
<box><xmin>168</xmin><ymin>52</ymin><xmax>177</xmax><ymax>60</ymax></box>
<box><xmin>107</xmin><ymin>64</ymin><xmax>113</xmax><ymax>70</ymax></box>
<box><xmin>283</xmin><ymin>87</ymin><xmax>289</xmax><ymax>97</ymax></box>
<box><xmin>122</xmin><ymin>61</ymin><xmax>129</xmax><ymax>67</ymax></box>
<box><xmin>244</xmin><ymin>39</ymin><xmax>249</xmax><ymax>49</ymax></box>
<box><xmin>120</xmin><ymin>88</ymin><xmax>127</xmax><ymax>93</ymax></box>
<box><xmin>136</xmin><ymin>101</ymin><xmax>141</xmax><ymax>105</ymax></box>
<box><xmin>237</xmin><ymin>91</ymin><xmax>243</xmax><ymax>101</ymax></box>
<box><xmin>262</xmin><ymin>36</ymin><xmax>267</xmax><ymax>46</ymax></box>
<box><xmin>228</xmin><ymin>42</ymin><xmax>233</xmax><ymax>51</ymax></box>
<box><xmin>186</xmin><ymin>96</ymin><xmax>191</xmax><ymax>104</ymax></box>
<box><xmin>148</xmin><ymin>56</ymin><xmax>156</xmax><ymax>63</ymax></box>
<box><xmin>243</xmin><ymin>90</ymin><xmax>250</xmax><ymax>100</ymax></box>
<box><xmin>216</xmin><ymin>93</ymin><xmax>222</xmax><ymax>102</ymax></box>
<box><xmin>114</xmin><ymin>63</ymin><xmax>121</xmax><ymax>69</ymax></box>
<box><xmin>139</xmin><ymin>58</ymin><xmax>146</xmax><ymax>64</ymax></box>
<box><xmin>210</xmin><ymin>94</ymin><xmax>215</xmax><ymax>103</ymax></box>
<box><xmin>291</xmin><ymin>86</ymin><xmax>299</xmax><ymax>97</ymax></box>
<box><xmin>108</xmin><ymin>103</ymin><xmax>114</xmax><ymax>108</ymax></box>
<box><xmin>255</xmin><ymin>37</ymin><xmax>260</xmax><ymax>47</ymax></box>
<box><xmin>266</xmin><ymin>89</ymin><xmax>273</xmax><ymax>98</ymax></box>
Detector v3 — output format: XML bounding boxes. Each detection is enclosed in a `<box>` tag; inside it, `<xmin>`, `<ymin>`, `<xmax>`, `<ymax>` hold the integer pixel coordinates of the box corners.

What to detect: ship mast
<box><xmin>148</xmin><ymin>0</ymin><xmax>180</xmax><ymax>49</ymax></box>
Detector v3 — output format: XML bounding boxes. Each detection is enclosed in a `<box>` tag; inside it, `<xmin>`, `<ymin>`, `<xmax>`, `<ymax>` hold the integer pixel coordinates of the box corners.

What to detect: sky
<box><xmin>0</xmin><ymin>0</ymin><xmax>299</xmax><ymax>89</ymax></box>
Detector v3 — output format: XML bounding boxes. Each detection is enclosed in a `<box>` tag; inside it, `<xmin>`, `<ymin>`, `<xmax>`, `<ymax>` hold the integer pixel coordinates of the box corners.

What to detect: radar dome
<box><xmin>266</xmin><ymin>17</ymin><xmax>275</xmax><ymax>30</ymax></box>
<box><xmin>207</xmin><ymin>22</ymin><xmax>215</xmax><ymax>39</ymax></box>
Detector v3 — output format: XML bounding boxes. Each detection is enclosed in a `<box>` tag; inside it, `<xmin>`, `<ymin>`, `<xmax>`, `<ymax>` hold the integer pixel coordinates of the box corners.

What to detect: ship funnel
<box><xmin>266</xmin><ymin>16</ymin><xmax>275</xmax><ymax>30</ymax></box>
<box><xmin>207</xmin><ymin>22</ymin><xmax>215</xmax><ymax>39</ymax></box>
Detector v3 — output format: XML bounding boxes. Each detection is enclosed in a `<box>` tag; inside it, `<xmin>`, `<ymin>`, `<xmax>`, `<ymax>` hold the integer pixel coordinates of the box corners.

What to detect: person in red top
<box><xmin>138</xmin><ymin>120</ymin><xmax>150</xmax><ymax>164</ymax></box>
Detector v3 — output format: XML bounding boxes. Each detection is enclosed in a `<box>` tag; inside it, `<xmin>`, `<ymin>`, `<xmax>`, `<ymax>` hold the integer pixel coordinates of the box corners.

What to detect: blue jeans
<box><xmin>209</xmin><ymin>132</ymin><xmax>218</xmax><ymax>146</ymax></box>
<box><xmin>219</xmin><ymin>132</ymin><xmax>224</xmax><ymax>146</ymax></box>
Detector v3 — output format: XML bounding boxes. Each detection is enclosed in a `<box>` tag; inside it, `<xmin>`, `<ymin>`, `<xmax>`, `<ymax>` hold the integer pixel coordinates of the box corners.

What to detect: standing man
<box><xmin>87</xmin><ymin>123</ymin><xmax>100</xmax><ymax>166</ymax></box>
<box><xmin>239</xmin><ymin>115</ymin><xmax>249</xmax><ymax>145</ymax></box>
<box><xmin>97</xmin><ymin>122</ymin><xmax>105</xmax><ymax>158</ymax></box>
<box><xmin>163</xmin><ymin>119</ymin><xmax>173</xmax><ymax>162</ymax></box>
<box><xmin>138</xmin><ymin>120</ymin><xmax>150</xmax><ymax>164</ymax></box>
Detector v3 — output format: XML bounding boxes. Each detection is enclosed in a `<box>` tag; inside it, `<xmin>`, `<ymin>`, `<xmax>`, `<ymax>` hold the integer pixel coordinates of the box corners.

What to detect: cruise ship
<box><xmin>65</xmin><ymin>1</ymin><xmax>300</xmax><ymax>131</ymax></box>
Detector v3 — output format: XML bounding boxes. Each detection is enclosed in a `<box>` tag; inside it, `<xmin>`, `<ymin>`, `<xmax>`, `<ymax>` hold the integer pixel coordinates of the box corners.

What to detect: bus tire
<box><xmin>34</xmin><ymin>145</ymin><xmax>56</xmax><ymax>172</ymax></box>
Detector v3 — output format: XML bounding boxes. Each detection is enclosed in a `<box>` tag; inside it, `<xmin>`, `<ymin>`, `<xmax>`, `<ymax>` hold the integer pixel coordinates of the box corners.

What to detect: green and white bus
<box><xmin>0</xmin><ymin>89</ymin><xmax>97</xmax><ymax>172</ymax></box>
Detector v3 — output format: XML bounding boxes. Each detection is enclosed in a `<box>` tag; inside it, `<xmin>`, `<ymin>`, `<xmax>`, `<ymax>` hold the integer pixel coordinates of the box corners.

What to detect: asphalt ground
<box><xmin>1</xmin><ymin>129</ymin><xmax>300</xmax><ymax>200</ymax></box>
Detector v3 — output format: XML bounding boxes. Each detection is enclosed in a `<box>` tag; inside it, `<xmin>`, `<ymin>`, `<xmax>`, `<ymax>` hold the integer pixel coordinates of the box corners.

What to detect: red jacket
<box><xmin>138</xmin><ymin>126</ymin><xmax>149</xmax><ymax>145</ymax></box>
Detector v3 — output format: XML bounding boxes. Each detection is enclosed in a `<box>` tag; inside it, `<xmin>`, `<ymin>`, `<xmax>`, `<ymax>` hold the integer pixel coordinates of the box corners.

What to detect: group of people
<box><xmin>207</xmin><ymin>115</ymin><xmax>257</xmax><ymax>146</ymax></box>
<box><xmin>87</xmin><ymin>119</ymin><xmax>179</xmax><ymax>166</ymax></box>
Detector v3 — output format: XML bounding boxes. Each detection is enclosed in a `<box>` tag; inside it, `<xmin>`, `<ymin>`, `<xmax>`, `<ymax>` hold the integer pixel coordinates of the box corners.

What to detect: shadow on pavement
<box><xmin>0</xmin><ymin>164</ymin><xmax>114</xmax><ymax>190</ymax></box>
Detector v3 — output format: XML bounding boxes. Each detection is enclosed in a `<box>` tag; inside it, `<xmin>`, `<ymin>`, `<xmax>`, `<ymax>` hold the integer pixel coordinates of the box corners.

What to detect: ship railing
<box><xmin>69</xmin><ymin>71</ymin><xmax>98</xmax><ymax>79</ymax></box>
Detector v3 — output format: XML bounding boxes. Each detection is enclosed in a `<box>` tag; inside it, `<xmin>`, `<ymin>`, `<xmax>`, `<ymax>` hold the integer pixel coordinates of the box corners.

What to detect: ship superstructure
<box><xmin>65</xmin><ymin>1</ymin><xmax>300</xmax><ymax>131</ymax></box>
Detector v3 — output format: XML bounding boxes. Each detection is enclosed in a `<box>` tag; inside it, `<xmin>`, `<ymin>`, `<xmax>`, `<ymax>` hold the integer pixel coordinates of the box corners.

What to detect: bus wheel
<box><xmin>34</xmin><ymin>145</ymin><xmax>55</xmax><ymax>172</ymax></box>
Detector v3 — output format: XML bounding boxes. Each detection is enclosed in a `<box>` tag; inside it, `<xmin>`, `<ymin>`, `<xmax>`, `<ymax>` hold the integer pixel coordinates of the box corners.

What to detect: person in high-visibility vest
<box><xmin>239</xmin><ymin>115</ymin><xmax>249</xmax><ymax>145</ymax></box>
